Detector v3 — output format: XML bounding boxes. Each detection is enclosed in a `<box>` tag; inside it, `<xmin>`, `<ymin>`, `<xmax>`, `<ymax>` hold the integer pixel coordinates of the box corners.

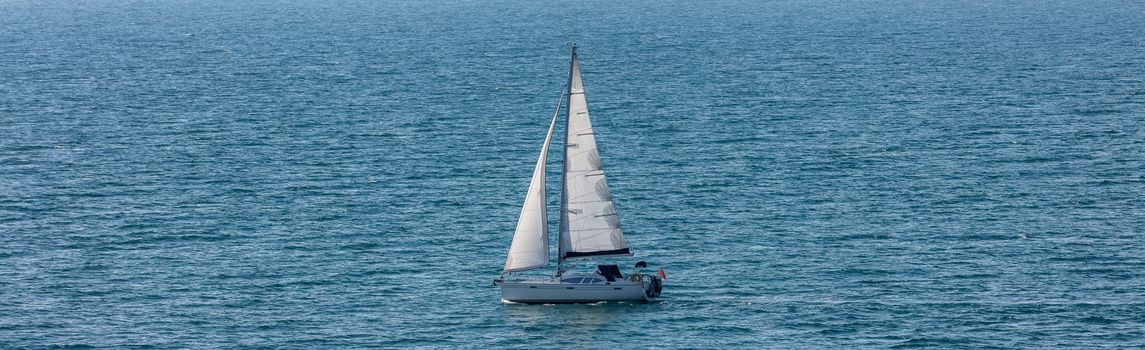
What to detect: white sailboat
<box><xmin>495</xmin><ymin>45</ymin><xmax>664</xmax><ymax>304</ymax></box>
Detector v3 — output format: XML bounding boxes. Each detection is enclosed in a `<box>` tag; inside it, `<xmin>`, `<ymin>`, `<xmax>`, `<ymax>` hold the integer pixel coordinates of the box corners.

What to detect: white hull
<box><xmin>499</xmin><ymin>275</ymin><xmax>661</xmax><ymax>304</ymax></box>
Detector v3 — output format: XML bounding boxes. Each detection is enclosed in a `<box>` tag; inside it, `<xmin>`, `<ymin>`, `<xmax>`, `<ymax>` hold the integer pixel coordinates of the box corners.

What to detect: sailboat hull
<box><xmin>499</xmin><ymin>276</ymin><xmax>659</xmax><ymax>304</ymax></box>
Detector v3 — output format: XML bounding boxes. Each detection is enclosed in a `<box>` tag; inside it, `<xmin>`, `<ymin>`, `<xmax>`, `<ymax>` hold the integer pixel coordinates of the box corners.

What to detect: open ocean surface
<box><xmin>3</xmin><ymin>0</ymin><xmax>1144</xmax><ymax>348</ymax></box>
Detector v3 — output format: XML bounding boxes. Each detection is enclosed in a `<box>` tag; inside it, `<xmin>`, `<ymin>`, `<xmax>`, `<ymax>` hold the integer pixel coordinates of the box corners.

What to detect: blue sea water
<box><xmin>2</xmin><ymin>0</ymin><xmax>1144</xmax><ymax>348</ymax></box>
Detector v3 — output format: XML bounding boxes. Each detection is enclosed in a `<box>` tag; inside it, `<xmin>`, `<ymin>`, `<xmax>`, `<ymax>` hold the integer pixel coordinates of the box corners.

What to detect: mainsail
<box><xmin>558</xmin><ymin>46</ymin><xmax>633</xmax><ymax>260</ymax></box>
<box><xmin>502</xmin><ymin>96</ymin><xmax>562</xmax><ymax>273</ymax></box>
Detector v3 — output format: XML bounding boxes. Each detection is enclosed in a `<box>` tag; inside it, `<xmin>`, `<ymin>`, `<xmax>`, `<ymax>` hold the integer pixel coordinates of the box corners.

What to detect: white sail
<box><xmin>503</xmin><ymin>102</ymin><xmax>561</xmax><ymax>273</ymax></box>
<box><xmin>559</xmin><ymin>48</ymin><xmax>633</xmax><ymax>260</ymax></box>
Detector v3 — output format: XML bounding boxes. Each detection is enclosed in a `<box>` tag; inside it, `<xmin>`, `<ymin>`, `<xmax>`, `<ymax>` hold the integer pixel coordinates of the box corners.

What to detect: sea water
<box><xmin>2</xmin><ymin>0</ymin><xmax>1143</xmax><ymax>348</ymax></box>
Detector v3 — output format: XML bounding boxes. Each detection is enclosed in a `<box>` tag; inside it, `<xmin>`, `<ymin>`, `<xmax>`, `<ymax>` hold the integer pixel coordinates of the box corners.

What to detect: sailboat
<box><xmin>494</xmin><ymin>45</ymin><xmax>664</xmax><ymax>304</ymax></box>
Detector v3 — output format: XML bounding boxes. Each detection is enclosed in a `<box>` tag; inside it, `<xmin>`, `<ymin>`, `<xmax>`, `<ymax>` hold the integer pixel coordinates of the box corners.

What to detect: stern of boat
<box><xmin>634</xmin><ymin>273</ymin><xmax>663</xmax><ymax>302</ymax></box>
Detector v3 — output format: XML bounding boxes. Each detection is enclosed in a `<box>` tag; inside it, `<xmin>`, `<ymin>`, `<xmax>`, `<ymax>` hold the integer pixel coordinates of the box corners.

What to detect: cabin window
<box><xmin>561</xmin><ymin>277</ymin><xmax>606</xmax><ymax>284</ymax></box>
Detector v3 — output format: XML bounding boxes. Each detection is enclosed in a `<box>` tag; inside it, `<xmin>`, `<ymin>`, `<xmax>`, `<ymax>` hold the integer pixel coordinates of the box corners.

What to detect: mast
<box><xmin>557</xmin><ymin>44</ymin><xmax>576</xmax><ymax>276</ymax></box>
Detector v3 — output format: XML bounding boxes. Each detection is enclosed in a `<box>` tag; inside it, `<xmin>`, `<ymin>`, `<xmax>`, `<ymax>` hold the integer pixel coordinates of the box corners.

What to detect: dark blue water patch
<box><xmin>889</xmin><ymin>337</ymin><xmax>977</xmax><ymax>349</ymax></box>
